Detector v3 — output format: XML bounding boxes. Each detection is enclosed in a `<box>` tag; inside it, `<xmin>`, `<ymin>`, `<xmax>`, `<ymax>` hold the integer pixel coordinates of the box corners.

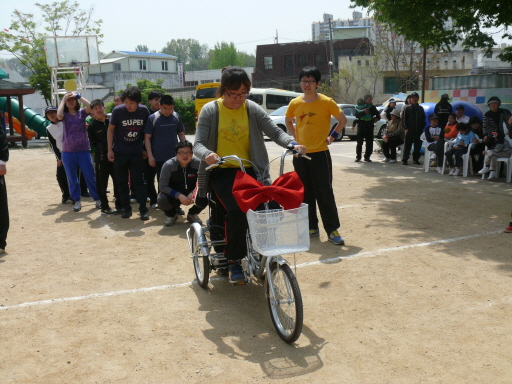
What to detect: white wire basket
<box><xmin>246</xmin><ymin>203</ymin><xmax>309</xmax><ymax>257</ymax></box>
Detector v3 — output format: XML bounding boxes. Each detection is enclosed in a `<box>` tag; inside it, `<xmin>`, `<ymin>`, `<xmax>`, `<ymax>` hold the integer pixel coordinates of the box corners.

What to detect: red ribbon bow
<box><xmin>232</xmin><ymin>170</ymin><xmax>304</xmax><ymax>213</ymax></box>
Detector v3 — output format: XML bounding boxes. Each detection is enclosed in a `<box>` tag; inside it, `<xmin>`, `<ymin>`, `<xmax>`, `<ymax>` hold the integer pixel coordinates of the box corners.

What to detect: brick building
<box><xmin>252</xmin><ymin>38</ymin><xmax>372</xmax><ymax>92</ymax></box>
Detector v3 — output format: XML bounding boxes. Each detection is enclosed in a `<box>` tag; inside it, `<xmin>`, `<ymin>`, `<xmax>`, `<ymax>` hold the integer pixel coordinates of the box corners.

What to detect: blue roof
<box><xmin>118</xmin><ymin>51</ymin><xmax>176</xmax><ymax>58</ymax></box>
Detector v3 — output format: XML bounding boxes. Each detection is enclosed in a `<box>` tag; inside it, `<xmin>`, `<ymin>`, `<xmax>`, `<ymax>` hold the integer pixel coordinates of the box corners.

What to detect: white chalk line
<box><xmin>0</xmin><ymin>230</ymin><xmax>502</xmax><ymax>311</ymax></box>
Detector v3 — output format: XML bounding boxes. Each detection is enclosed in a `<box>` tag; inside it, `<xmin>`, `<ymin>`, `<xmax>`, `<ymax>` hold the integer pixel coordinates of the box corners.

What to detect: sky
<box><xmin>0</xmin><ymin>0</ymin><xmax>365</xmax><ymax>59</ymax></box>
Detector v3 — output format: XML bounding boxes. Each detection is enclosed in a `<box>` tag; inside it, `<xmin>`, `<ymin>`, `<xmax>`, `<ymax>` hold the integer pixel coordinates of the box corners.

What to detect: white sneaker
<box><xmin>488</xmin><ymin>171</ymin><xmax>497</xmax><ymax>179</ymax></box>
<box><xmin>95</xmin><ymin>200</ymin><xmax>101</xmax><ymax>209</ymax></box>
<box><xmin>73</xmin><ymin>201</ymin><xmax>81</xmax><ymax>212</ymax></box>
<box><xmin>130</xmin><ymin>198</ymin><xmax>137</xmax><ymax>204</ymax></box>
<box><xmin>151</xmin><ymin>203</ymin><xmax>158</xmax><ymax>209</ymax></box>
<box><xmin>478</xmin><ymin>166</ymin><xmax>490</xmax><ymax>174</ymax></box>
<box><xmin>430</xmin><ymin>153</ymin><xmax>437</xmax><ymax>159</ymax></box>
<box><xmin>389</xmin><ymin>159</ymin><xmax>397</xmax><ymax>163</ymax></box>
<box><xmin>382</xmin><ymin>158</ymin><xmax>390</xmax><ymax>162</ymax></box>
<box><xmin>452</xmin><ymin>168</ymin><xmax>460</xmax><ymax>176</ymax></box>
<box><xmin>437</xmin><ymin>167</ymin><xmax>443</xmax><ymax>174</ymax></box>
<box><xmin>165</xmin><ymin>214</ymin><xmax>178</xmax><ymax>227</ymax></box>
<box><xmin>448</xmin><ymin>168</ymin><xmax>455</xmax><ymax>175</ymax></box>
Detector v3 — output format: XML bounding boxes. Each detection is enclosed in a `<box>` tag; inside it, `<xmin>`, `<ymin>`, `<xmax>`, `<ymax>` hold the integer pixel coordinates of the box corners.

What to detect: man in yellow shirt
<box><xmin>285</xmin><ymin>66</ymin><xmax>347</xmax><ymax>245</ymax></box>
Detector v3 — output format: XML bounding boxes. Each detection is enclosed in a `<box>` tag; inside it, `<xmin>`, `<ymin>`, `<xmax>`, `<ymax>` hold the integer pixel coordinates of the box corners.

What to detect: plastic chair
<box><xmin>441</xmin><ymin>141</ymin><xmax>475</xmax><ymax>177</ymax></box>
<box><xmin>495</xmin><ymin>136</ymin><xmax>512</xmax><ymax>182</ymax></box>
<box><xmin>420</xmin><ymin>133</ymin><xmax>433</xmax><ymax>172</ymax></box>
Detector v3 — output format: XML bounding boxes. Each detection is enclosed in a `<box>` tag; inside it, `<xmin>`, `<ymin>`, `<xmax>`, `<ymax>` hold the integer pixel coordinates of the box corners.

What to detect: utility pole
<box><xmin>275</xmin><ymin>30</ymin><xmax>278</xmax><ymax>44</ymax></box>
<box><xmin>328</xmin><ymin>18</ymin><xmax>334</xmax><ymax>86</ymax></box>
<box><xmin>421</xmin><ymin>46</ymin><xmax>427</xmax><ymax>103</ymax></box>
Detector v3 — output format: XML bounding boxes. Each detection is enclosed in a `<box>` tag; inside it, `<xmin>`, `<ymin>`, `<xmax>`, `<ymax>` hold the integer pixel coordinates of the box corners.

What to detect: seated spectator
<box><xmin>423</xmin><ymin>114</ymin><xmax>443</xmax><ymax>171</ymax></box>
<box><xmin>469</xmin><ymin>116</ymin><xmax>485</xmax><ymax>172</ymax></box>
<box><xmin>478</xmin><ymin>134</ymin><xmax>512</xmax><ymax>180</ymax></box>
<box><xmin>445</xmin><ymin>123</ymin><xmax>476</xmax><ymax>176</ymax></box>
<box><xmin>455</xmin><ymin>105</ymin><xmax>469</xmax><ymax>123</ymax></box>
<box><xmin>444</xmin><ymin>113</ymin><xmax>459</xmax><ymax>140</ymax></box>
<box><xmin>483</xmin><ymin>96</ymin><xmax>511</xmax><ymax>143</ymax></box>
<box><xmin>381</xmin><ymin>108</ymin><xmax>405</xmax><ymax>163</ymax></box>
<box><xmin>157</xmin><ymin>141</ymin><xmax>206</xmax><ymax>227</ymax></box>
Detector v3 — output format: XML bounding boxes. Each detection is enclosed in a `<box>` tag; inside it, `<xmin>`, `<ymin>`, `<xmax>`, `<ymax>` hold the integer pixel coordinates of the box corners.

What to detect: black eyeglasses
<box><xmin>177</xmin><ymin>151</ymin><xmax>192</xmax><ymax>156</ymax></box>
<box><xmin>300</xmin><ymin>80</ymin><xmax>317</xmax><ymax>85</ymax></box>
<box><xmin>225</xmin><ymin>91</ymin><xmax>249</xmax><ymax>99</ymax></box>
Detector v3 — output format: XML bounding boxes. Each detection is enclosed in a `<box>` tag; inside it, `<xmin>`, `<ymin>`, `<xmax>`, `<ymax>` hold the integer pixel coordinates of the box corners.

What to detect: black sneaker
<box><xmin>364</xmin><ymin>158</ymin><xmax>372</xmax><ymax>162</ymax></box>
<box><xmin>413</xmin><ymin>160</ymin><xmax>420</xmax><ymax>165</ymax></box>
<box><xmin>81</xmin><ymin>192</ymin><xmax>91</xmax><ymax>198</ymax></box>
<box><xmin>121</xmin><ymin>210</ymin><xmax>132</xmax><ymax>219</ymax></box>
<box><xmin>62</xmin><ymin>196</ymin><xmax>71</xmax><ymax>204</ymax></box>
<box><xmin>140</xmin><ymin>209</ymin><xmax>149</xmax><ymax>221</ymax></box>
<box><xmin>176</xmin><ymin>208</ymin><xmax>185</xmax><ymax>216</ymax></box>
<box><xmin>101</xmin><ymin>208</ymin><xmax>115</xmax><ymax>215</ymax></box>
<box><xmin>402</xmin><ymin>160</ymin><xmax>408</xmax><ymax>165</ymax></box>
<box><xmin>355</xmin><ymin>158</ymin><xmax>362</xmax><ymax>163</ymax></box>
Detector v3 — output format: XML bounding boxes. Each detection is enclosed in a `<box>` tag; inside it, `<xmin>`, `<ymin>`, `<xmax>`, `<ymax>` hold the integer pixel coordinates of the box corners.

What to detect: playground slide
<box><xmin>0</xmin><ymin>96</ymin><xmax>48</xmax><ymax>138</ymax></box>
<box><xmin>3</xmin><ymin>112</ymin><xmax>37</xmax><ymax>140</ymax></box>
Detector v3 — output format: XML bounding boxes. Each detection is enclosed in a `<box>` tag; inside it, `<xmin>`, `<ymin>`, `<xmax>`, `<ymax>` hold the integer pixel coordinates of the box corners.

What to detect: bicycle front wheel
<box><xmin>267</xmin><ymin>263</ymin><xmax>303</xmax><ymax>343</ymax></box>
<box><xmin>190</xmin><ymin>225</ymin><xmax>210</xmax><ymax>289</ymax></box>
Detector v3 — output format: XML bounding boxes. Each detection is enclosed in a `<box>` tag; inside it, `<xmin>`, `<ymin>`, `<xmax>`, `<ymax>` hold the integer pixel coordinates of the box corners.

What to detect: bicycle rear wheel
<box><xmin>190</xmin><ymin>225</ymin><xmax>210</xmax><ymax>289</ymax></box>
<box><xmin>267</xmin><ymin>263</ymin><xmax>303</xmax><ymax>343</ymax></box>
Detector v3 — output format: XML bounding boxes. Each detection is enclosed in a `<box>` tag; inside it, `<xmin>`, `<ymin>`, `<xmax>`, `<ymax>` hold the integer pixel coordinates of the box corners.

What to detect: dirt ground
<box><xmin>1</xmin><ymin>137</ymin><xmax>511</xmax><ymax>383</ymax></box>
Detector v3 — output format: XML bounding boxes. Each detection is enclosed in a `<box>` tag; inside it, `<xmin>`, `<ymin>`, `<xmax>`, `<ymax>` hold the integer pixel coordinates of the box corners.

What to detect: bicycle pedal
<box><xmin>231</xmin><ymin>280</ymin><xmax>249</xmax><ymax>286</ymax></box>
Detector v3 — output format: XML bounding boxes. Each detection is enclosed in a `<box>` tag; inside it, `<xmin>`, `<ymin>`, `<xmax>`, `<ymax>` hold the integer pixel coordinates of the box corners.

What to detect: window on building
<box><xmin>139</xmin><ymin>60</ymin><xmax>147</xmax><ymax>70</ymax></box>
<box><xmin>264</xmin><ymin>56</ymin><xmax>273</xmax><ymax>69</ymax></box>
<box><xmin>365</xmin><ymin>60</ymin><xmax>370</xmax><ymax>66</ymax></box>
<box><xmin>113</xmin><ymin>63</ymin><xmax>121</xmax><ymax>71</ymax></box>
<box><xmin>185</xmin><ymin>81</ymin><xmax>199</xmax><ymax>87</ymax></box>
<box><xmin>298</xmin><ymin>54</ymin><xmax>308</xmax><ymax>68</ymax></box>
<box><xmin>315</xmin><ymin>53</ymin><xmax>325</xmax><ymax>67</ymax></box>
<box><xmin>284</xmin><ymin>55</ymin><xmax>294</xmax><ymax>69</ymax></box>
<box><xmin>357</xmin><ymin>60</ymin><xmax>362</xmax><ymax>66</ymax></box>
<box><xmin>161</xmin><ymin>61</ymin><xmax>168</xmax><ymax>71</ymax></box>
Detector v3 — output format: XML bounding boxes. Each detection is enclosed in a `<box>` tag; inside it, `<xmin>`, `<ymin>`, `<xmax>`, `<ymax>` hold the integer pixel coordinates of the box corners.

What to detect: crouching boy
<box><xmin>158</xmin><ymin>141</ymin><xmax>206</xmax><ymax>226</ymax></box>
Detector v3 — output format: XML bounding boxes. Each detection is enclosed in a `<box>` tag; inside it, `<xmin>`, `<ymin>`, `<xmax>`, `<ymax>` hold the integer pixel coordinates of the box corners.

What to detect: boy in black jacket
<box><xmin>88</xmin><ymin>99</ymin><xmax>120</xmax><ymax>215</ymax></box>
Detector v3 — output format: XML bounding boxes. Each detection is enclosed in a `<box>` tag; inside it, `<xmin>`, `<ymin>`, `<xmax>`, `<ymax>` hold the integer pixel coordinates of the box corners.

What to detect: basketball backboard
<box><xmin>44</xmin><ymin>35</ymin><xmax>99</xmax><ymax>68</ymax></box>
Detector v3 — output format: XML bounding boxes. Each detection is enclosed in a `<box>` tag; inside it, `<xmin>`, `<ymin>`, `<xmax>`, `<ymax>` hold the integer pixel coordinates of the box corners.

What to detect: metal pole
<box><xmin>329</xmin><ymin>18</ymin><xmax>334</xmax><ymax>86</ymax></box>
<box><xmin>421</xmin><ymin>46</ymin><xmax>427</xmax><ymax>103</ymax></box>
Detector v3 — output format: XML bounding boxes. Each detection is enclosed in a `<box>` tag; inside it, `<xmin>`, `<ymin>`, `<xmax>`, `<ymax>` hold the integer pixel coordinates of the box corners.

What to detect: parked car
<box><xmin>268</xmin><ymin>106</ymin><xmax>289</xmax><ymax>133</ymax></box>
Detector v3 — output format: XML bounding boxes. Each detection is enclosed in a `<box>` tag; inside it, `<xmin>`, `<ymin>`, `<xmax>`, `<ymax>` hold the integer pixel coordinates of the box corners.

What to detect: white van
<box><xmin>247</xmin><ymin>88</ymin><xmax>301</xmax><ymax>114</ymax></box>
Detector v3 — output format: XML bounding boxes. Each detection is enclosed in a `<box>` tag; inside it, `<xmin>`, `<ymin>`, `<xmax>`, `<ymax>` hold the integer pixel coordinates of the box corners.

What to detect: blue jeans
<box><xmin>62</xmin><ymin>151</ymin><xmax>99</xmax><ymax>202</ymax></box>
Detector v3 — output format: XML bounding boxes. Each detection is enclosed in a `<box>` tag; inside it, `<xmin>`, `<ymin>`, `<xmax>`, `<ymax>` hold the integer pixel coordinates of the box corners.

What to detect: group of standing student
<box><xmin>44</xmin><ymin>86</ymin><xmax>192</xmax><ymax>224</ymax></box>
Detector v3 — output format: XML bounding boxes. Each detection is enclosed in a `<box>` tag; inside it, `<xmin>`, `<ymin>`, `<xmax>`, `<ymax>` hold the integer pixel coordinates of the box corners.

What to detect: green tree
<box><xmin>161</xmin><ymin>38</ymin><xmax>209</xmax><ymax>71</ymax></box>
<box><xmin>0</xmin><ymin>1</ymin><xmax>103</xmax><ymax>104</ymax></box>
<box><xmin>208</xmin><ymin>41</ymin><xmax>245</xmax><ymax>69</ymax></box>
<box><xmin>135</xmin><ymin>44</ymin><xmax>149</xmax><ymax>52</ymax></box>
<box><xmin>351</xmin><ymin>0</ymin><xmax>512</xmax><ymax>61</ymax></box>
<box><xmin>173</xmin><ymin>97</ymin><xmax>196</xmax><ymax>133</ymax></box>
